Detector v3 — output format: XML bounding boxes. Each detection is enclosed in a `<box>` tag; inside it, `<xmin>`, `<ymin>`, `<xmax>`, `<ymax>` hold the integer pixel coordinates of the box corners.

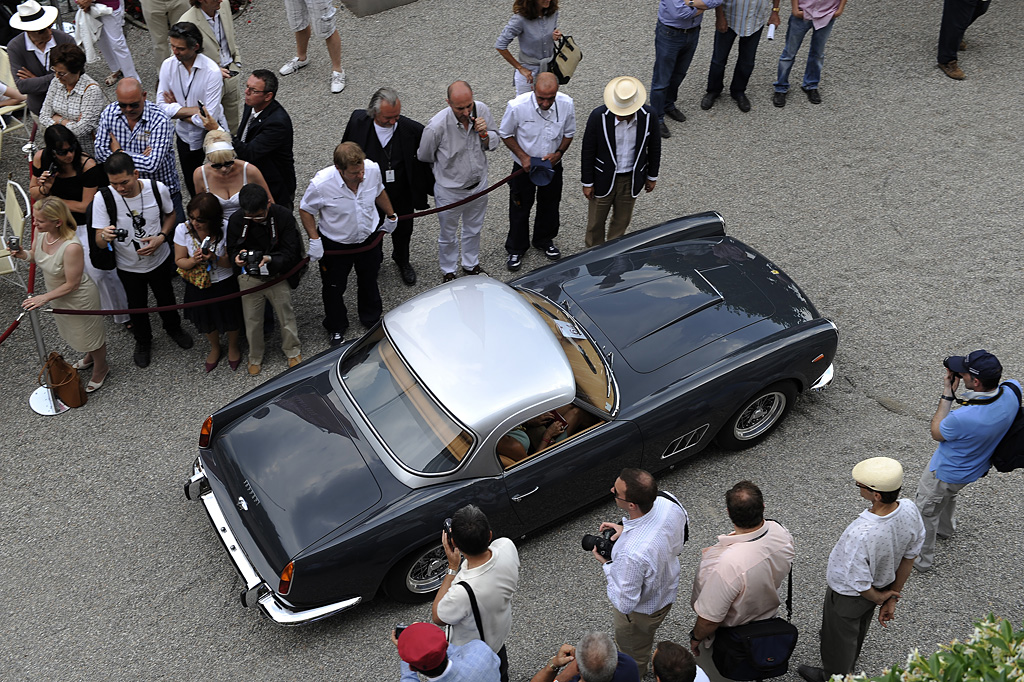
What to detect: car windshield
<box><xmin>516</xmin><ymin>288</ymin><xmax>617</xmax><ymax>415</ymax></box>
<box><xmin>338</xmin><ymin>327</ymin><xmax>474</xmax><ymax>474</ymax></box>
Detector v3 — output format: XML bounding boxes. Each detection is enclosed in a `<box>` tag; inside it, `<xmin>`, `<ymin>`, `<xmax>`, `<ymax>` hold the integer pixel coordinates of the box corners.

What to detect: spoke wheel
<box><xmin>716</xmin><ymin>382</ymin><xmax>796</xmax><ymax>450</ymax></box>
<box><xmin>383</xmin><ymin>542</ymin><xmax>448</xmax><ymax>603</ymax></box>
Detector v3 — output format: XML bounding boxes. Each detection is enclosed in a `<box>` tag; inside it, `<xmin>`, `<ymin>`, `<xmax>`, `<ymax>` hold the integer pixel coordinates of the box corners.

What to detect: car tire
<box><xmin>716</xmin><ymin>381</ymin><xmax>797</xmax><ymax>450</ymax></box>
<box><xmin>383</xmin><ymin>542</ymin><xmax>449</xmax><ymax>603</ymax></box>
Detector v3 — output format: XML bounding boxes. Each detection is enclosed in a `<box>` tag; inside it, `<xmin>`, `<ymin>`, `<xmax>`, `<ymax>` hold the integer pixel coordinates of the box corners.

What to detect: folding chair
<box><xmin>0</xmin><ymin>178</ymin><xmax>30</xmax><ymax>291</ymax></box>
<box><xmin>0</xmin><ymin>47</ymin><xmax>31</xmax><ymax>157</ymax></box>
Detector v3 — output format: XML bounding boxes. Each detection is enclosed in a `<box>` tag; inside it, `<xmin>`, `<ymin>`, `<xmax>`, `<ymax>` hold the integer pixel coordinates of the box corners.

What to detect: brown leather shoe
<box><xmin>938</xmin><ymin>60</ymin><xmax>965</xmax><ymax>80</ymax></box>
<box><xmin>288</xmin><ymin>355</ymin><xmax>302</xmax><ymax>368</ymax></box>
<box><xmin>248</xmin><ymin>363</ymin><xmax>261</xmax><ymax>375</ymax></box>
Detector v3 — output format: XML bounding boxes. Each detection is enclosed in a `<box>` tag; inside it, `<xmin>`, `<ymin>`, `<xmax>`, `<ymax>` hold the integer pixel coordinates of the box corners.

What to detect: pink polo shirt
<box><xmin>691</xmin><ymin>520</ymin><xmax>794</xmax><ymax>627</ymax></box>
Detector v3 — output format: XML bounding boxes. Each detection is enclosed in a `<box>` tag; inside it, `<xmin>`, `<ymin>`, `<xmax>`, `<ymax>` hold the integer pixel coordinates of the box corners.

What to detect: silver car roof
<box><xmin>383</xmin><ymin>276</ymin><xmax>576</xmax><ymax>438</ymax></box>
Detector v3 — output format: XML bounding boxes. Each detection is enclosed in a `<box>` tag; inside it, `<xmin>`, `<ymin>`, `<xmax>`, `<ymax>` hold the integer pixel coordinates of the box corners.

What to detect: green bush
<box><xmin>837</xmin><ymin>615</ymin><xmax>1024</xmax><ymax>682</ymax></box>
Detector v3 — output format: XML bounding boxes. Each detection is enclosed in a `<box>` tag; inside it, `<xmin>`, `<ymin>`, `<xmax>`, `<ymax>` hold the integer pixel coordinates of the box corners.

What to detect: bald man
<box><xmin>95</xmin><ymin>77</ymin><xmax>185</xmax><ymax>221</ymax></box>
<box><xmin>498</xmin><ymin>71</ymin><xmax>575</xmax><ymax>272</ymax></box>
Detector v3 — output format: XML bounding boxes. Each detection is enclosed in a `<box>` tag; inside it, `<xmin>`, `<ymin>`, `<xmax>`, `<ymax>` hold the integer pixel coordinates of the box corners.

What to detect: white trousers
<box><xmin>434</xmin><ymin>182</ymin><xmax>488</xmax><ymax>275</ymax></box>
<box><xmin>96</xmin><ymin>5</ymin><xmax>140</xmax><ymax>80</ymax></box>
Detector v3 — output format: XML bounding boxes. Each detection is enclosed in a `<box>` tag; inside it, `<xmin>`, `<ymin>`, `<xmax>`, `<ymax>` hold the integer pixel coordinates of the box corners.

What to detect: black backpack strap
<box><xmin>459</xmin><ymin>581</ymin><xmax>486</xmax><ymax>643</ymax></box>
<box><xmin>100</xmin><ymin>186</ymin><xmax>117</xmax><ymax>228</ymax></box>
<box><xmin>1003</xmin><ymin>381</ymin><xmax>1022</xmax><ymax>404</ymax></box>
<box><xmin>145</xmin><ymin>179</ymin><xmax>167</xmax><ymax>216</ymax></box>
<box><xmin>658</xmin><ymin>490</ymin><xmax>689</xmax><ymax>543</ymax></box>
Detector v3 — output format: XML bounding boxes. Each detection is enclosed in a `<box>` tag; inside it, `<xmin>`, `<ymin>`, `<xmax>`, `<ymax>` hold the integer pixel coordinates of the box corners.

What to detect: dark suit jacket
<box><xmin>341</xmin><ymin>109</ymin><xmax>431</xmax><ymax>211</ymax></box>
<box><xmin>226</xmin><ymin>203</ymin><xmax>302</xmax><ymax>276</ymax></box>
<box><xmin>580</xmin><ymin>104</ymin><xmax>661</xmax><ymax>199</ymax></box>
<box><xmin>7</xmin><ymin>29</ymin><xmax>76</xmax><ymax>115</ymax></box>
<box><xmin>233</xmin><ymin>99</ymin><xmax>296</xmax><ymax>210</ymax></box>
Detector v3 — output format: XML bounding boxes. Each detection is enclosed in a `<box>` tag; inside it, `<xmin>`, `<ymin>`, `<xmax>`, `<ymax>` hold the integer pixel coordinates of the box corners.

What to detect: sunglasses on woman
<box><xmin>210</xmin><ymin>160</ymin><xmax>235</xmax><ymax>170</ymax></box>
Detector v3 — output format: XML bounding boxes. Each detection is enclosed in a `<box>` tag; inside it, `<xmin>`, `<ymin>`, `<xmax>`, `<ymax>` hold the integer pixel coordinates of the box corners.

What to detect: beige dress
<box><xmin>35</xmin><ymin>233</ymin><xmax>105</xmax><ymax>353</ymax></box>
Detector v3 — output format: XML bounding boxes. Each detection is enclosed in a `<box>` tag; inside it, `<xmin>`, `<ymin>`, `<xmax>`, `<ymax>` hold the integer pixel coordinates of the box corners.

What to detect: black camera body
<box><xmin>112</xmin><ymin>227</ymin><xmax>129</xmax><ymax>242</ymax></box>
<box><xmin>240</xmin><ymin>249</ymin><xmax>264</xmax><ymax>276</ymax></box>
<box><xmin>582</xmin><ymin>528</ymin><xmax>616</xmax><ymax>561</ymax></box>
<box><xmin>6</xmin><ymin>235</ymin><xmax>19</xmax><ymax>251</ymax></box>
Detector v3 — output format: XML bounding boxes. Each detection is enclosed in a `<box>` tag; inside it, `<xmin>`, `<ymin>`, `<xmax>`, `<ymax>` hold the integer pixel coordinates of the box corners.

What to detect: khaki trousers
<box><xmin>238</xmin><ymin>274</ymin><xmax>301</xmax><ymax>366</ymax></box>
<box><xmin>585</xmin><ymin>173</ymin><xmax>638</xmax><ymax>247</ymax></box>
<box><xmin>612</xmin><ymin>602</ymin><xmax>671</xmax><ymax>678</ymax></box>
<box><xmin>221</xmin><ymin>73</ymin><xmax>242</xmax><ymax>134</ymax></box>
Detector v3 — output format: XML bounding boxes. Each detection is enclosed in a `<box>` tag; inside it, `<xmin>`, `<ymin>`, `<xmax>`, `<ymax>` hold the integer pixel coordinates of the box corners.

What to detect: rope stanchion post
<box><xmin>26</xmin><ymin>308</ymin><xmax>68</xmax><ymax>416</ymax></box>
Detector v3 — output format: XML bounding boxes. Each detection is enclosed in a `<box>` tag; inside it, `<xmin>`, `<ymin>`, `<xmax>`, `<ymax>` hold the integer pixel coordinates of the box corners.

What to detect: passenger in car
<box><xmin>497</xmin><ymin>404</ymin><xmax>592</xmax><ymax>467</ymax></box>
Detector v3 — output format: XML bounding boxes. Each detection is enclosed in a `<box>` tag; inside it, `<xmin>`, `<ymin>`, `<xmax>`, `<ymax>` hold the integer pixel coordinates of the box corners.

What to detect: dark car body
<box><xmin>184</xmin><ymin>212</ymin><xmax>837</xmax><ymax>625</ymax></box>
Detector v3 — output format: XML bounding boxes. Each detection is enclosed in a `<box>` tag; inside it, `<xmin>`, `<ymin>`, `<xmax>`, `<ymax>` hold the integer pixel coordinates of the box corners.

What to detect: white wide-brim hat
<box><xmin>10</xmin><ymin>0</ymin><xmax>58</xmax><ymax>31</ymax></box>
<box><xmin>603</xmin><ymin>76</ymin><xmax>647</xmax><ymax>117</ymax></box>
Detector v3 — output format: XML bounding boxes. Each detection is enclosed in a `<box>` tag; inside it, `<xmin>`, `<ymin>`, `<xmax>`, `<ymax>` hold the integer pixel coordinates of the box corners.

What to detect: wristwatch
<box><xmin>446</xmin><ymin>568</ymin><xmax>458</xmax><ymax>576</ymax></box>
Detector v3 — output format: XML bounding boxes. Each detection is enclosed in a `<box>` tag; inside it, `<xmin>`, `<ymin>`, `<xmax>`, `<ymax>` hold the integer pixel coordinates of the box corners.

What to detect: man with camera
<box><xmin>590</xmin><ymin>468</ymin><xmax>689</xmax><ymax>679</ymax></box>
<box><xmin>796</xmin><ymin>457</ymin><xmax>924</xmax><ymax>682</ymax></box>
<box><xmin>913</xmin><ymin>350</ymin><xmax>1019</xmax><ymax>572</ymax></box>
<box><xmin>529</xmin><ymin>631</ymin><xmax>640</xmax><ymax>682</ymax></box>
<box><xmin>93</xmin><ymin>151</ymin><xmax>193</xmax><ymax>368</ymax></box>
<box><xmin>431</xmin><ymin>505</ymin><xmax>520</xmax><ymax>682</ymax></box>
<box><xmin>226</xmin><ymin>183</ymin><xmax>303</xmax><ymax>375</ymax></box>
<box><xmin>688</xmin><ymin>481</ymin><xmax>794</xmax><ymax>681</ymax></box>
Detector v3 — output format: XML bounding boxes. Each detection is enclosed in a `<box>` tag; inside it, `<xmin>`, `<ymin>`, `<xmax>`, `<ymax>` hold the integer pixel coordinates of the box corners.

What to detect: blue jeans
<box><xmin>649</xmin><ymin>20</ymin><xmax>702</xmax><ymax>121</ymax></box>
<box><xmin>706</xmin><ymin>26</ymin><xmax>763</xmax><ymax>97</ymax></box>
<box><xmin>774</xmin><ymin>14</ymin><xmax>835</xmax><ymax>92</ymax></box>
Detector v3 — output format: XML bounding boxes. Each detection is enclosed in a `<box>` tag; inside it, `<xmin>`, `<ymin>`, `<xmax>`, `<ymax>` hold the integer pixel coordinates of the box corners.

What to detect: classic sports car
<box><xmin>184</xmin><ymin>212</ymin><xmax>837</xmax><ymax>625</ymax></box>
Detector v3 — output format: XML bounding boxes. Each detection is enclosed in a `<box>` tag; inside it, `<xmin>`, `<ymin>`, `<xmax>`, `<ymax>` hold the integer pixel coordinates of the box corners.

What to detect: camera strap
<box><xmin>658</xmin><ymin>491</ymin><xmax>689</xmax><ymax>543</ymax></box>
<box><xmin>458</xmin><ymin>581</ymin><xmax>486</xmax><ymax>644</ymax></box>
<box><xmin>953</xmin><ymin>385</ymin><xmax>1004</xmax><ymax>406</ymax></box>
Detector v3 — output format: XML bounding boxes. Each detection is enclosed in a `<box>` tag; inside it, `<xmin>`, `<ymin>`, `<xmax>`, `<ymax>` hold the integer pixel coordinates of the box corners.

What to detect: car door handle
<box><xmin>511</xmin><ymin>487</ymin><xmax>539</xmax><ymax>502</ymax></box>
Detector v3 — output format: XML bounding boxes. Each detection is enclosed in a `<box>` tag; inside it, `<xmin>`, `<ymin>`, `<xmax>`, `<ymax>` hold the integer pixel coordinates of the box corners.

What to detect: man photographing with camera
<box><xmin>591</xmin><ymin>468</ymin><xmax>689</xmax><ymax>678</ymax></box>
<box><xmin>432</xmin><ymin>505</ymin><xmax>520</xmax><ymax>682</ymax></box>
<box><xmin>914</xmin><ymin>350</ymin><xmax>1019</xmax><ymax>572</ymax></box>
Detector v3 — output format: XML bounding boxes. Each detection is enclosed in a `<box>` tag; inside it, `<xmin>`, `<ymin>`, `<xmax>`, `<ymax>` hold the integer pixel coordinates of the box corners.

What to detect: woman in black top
<box><xmin>31</xmin><ymin>124</ymin><xmax>130</xmax><ymax>328</ymax></box>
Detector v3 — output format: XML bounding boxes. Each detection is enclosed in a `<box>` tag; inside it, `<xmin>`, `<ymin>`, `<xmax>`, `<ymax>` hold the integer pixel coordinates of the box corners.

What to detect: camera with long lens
<box><xmin>112</xmin><ymin>227</ymin><xmax>129</xmax><ymax>242</ymax></box>
<box><xmin>6</xmin><ymin>235</ymin><xmax>20</xmax><ymax>251</ymax></box>
<box><xmin>581</xmin><ymin>528</ymin><xmax>616</xmax><ymax>561</ymax></box>
<box><xmin>240</xmin><ymin>249</ymin><xmax>264</xmax><ymax>276</ymax></box>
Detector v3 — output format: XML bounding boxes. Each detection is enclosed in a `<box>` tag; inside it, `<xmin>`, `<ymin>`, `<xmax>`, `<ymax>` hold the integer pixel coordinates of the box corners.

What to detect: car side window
<box><xmin>497</xmin><ymin>404</ymin><xmax>604</xmax><ymax>470</ymax></box>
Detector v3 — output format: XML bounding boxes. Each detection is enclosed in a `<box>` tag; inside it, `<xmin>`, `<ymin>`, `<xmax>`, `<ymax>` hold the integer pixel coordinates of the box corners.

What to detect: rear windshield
<box><xmin>338</xmin><ymin>327</ymin><xmax>474</xmax><ymax>474</ymax></box>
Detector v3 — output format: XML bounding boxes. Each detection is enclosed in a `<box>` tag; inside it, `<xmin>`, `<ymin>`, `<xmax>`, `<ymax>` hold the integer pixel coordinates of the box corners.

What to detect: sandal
<box><xmin>86</xmin><ymin>370</ymin><xmax>109</xmax><ymax>394</ymax></box>
<box><xmin>73</xmin><ymin>357</ymin><xmax>94</xmax><ymax>370</ymax></box>
<box><xmin>104</xmin><ymin>70</ymin><xmax>123</xmax><ymax>86</ymax></box>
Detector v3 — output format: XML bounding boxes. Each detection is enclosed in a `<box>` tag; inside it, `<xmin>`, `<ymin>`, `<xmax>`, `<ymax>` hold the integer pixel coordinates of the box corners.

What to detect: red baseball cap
<box><xmin>398</xmin><ymin>623</ymin><xmax>448</xmax><ymax>671</ymax></box>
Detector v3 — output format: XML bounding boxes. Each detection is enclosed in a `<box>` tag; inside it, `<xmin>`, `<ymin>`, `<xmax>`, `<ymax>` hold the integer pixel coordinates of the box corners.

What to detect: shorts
<box><xmin>284</xmin><ymin>0</ymin><xmax>337</xmax><ymax>39</ymax></box>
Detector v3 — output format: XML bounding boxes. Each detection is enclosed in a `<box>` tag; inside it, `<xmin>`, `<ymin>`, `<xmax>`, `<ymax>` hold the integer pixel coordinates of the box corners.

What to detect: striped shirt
<box><xmin>722</xmin><ymin>0</ymin><xmax>775</xmax><ymax>37</ymax></box>
<box><xmin>603</xmin><ymin>493</ymin><xmax>689</xmax><ymax>615</ymax></box>
<box><xmin>94</xmin><ymin>101</ymin><xmax>180</xmax><ymax>194</ymax></box>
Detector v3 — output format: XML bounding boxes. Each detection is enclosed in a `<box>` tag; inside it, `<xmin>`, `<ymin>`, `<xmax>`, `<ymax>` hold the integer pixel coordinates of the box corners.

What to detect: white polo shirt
<box><xmin>436</xmin><ymin>537</ymin><xmax>520</xmax><ymax>653</ymax></box>
<box><xmin>300</xmin><ymin>159</ymin><xmax>388</xmax><ymax>244</ymax></box>
<box><xmin>91</xmin><ymin>180</ymin><xmax>173</xmax><ymax>274</ymax></box>
<box><xmin>499</xmin><ymin>90</ymin><xmax>576</xmax><ymax>162</ymax></box>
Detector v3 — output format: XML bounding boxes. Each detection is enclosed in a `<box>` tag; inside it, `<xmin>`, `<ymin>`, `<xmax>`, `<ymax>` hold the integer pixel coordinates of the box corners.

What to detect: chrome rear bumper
<box><xmin>186</xmin><ymin>461</ymin><xmax>361</xmax><ymax>625</ymax></box>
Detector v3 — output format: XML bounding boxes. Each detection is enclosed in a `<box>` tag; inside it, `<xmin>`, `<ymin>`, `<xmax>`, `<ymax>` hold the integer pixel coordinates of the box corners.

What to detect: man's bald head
<box><xmin>535</xmin><ymin>71</ymin><xmax>558</xmax><ymax>91</ymax></box>
<box><xmin>533</xmin><ymin>72</ymin><xmax>559</xmax><ymax>110</ymax></box>
<box><xmin>446</xmin><ymin>80</ymin><xmax>475</xmax><ymax>125</ymax></box>
<box><xmin>116</xmin><ymin>78</ymin><xmax>144</xmax><ymax>101</ymax></box>
<box><xmin>114</xmin><ymin>78</ymin><xmax>146</xmax><ymax>123</ymax></box>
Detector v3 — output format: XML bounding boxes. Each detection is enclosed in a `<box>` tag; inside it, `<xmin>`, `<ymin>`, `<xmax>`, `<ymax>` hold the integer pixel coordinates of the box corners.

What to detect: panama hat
<box><xmin>10</xmin><ymin>0</ymin><xmax>59</xmax><ymax>31</ymax></box>
<box><xmin>603</xmin><ymin>76</ymin><xmax>647</xmax><ymax>117</ymax></box>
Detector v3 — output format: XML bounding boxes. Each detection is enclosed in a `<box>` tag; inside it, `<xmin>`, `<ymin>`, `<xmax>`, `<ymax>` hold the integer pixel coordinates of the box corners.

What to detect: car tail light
<box><xmin>279</xmin><ymin>562</ymin><xmax>294</xmax><ymax>595</ymax></box>
<box><xmin>198</xmin><ymin>416</ymin><xmax>213</xmax><ymax>448</ymax></box>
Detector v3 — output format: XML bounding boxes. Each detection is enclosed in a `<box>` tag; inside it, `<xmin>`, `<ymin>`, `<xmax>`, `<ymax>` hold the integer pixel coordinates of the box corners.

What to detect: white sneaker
<box><xmin>279</xmin><ymin>57</ymin><xmax>308</xmax><ymax>75</ymax></box>
<box><xmin>330</xmin><ymin>69</ymin><xmax>346</xmax><ymax>94</ymax></box>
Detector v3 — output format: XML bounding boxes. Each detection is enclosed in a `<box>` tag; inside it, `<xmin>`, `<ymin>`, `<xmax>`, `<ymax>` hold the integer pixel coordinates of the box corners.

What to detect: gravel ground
<box><xmin>1</xmin><ymin>1</ymin><xmax>1023</xmax><ymax>680</ymax></box>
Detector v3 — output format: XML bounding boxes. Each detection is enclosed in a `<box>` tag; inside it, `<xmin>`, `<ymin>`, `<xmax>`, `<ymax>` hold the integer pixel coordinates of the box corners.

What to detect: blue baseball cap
<box><xmin>528</xmin><ymin>157</ymin><xmax>555</xmax><ymax>186</ymax></box>
<box><xmin>946</xmin><ymin>349</ymin><xmax>1002</xmax><ymax>382</ymax></box>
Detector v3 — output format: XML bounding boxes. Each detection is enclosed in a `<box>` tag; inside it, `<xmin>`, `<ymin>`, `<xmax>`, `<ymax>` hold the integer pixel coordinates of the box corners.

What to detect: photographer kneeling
<box><xmin>226</xmin><ymin>184</ymin><xmax>303</xmax><ymax>376</ymax></box>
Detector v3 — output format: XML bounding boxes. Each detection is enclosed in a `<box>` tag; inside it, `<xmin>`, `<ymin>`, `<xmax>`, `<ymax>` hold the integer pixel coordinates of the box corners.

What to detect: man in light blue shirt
<box><xmin>700</xmin><ymin>0</ymin><xmax>780</xmax><ymax>112</ymax></box>
<box><xmin>395</xmin><ymin>622</ymin><xmax>500</xmax><ymax>682</ymax></box>
<box><xmin>914</xmin><ymin>349</ymin><xmax>1019</xmax><ymax>571</ymax></box>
